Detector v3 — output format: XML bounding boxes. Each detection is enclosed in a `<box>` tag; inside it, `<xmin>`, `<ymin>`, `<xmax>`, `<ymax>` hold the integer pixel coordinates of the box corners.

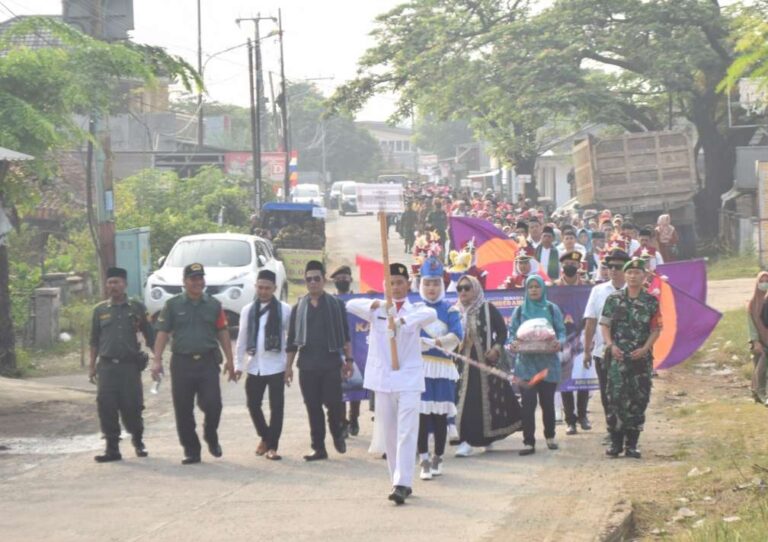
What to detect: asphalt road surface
<box><xmin>1</xmin><ymin>213</ymin><xmax>725</xmax><ymax>542</ymax></box>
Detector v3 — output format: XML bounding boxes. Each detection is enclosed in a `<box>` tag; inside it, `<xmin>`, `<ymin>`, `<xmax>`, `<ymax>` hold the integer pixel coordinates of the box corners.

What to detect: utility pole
<box><xmin>247</xmin><ymin>39</ymin><xmax>260</xmax><ymax>212</ymax></box>
<box><xmin>197</xmin><ymin>0</ymin><xmax>203</xmax><ymax>149</ymax></box>
<box><xmin>278</xmin><ymin>9</ymin><xmax>290</xmax><ymax>202</ymax></box>
<box><xmin>237</xmin><ymin>15</ymin><xmax>276</xmax><ymax>212</ymax></box>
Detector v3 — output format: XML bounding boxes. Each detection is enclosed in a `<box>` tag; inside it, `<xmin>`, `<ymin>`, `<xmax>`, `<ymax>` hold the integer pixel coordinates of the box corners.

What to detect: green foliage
<box><xmin>719</xmin><ymin>4</ymin><xmax>768</xmax><ymax>94</ymax></box>
<box><xmin>115</xmin><ymin>167</ymin><xmax>251</xmax><ymax>262</ymax></box>
<box><xmin>413</xmin><ymin>115</ymin><xmax>474</xmax><ymax>159</ymax></box>
<box><xmin>707</xmin><ymin>255</ymin><xmax>760</xmax><ymax>281</ymax></box>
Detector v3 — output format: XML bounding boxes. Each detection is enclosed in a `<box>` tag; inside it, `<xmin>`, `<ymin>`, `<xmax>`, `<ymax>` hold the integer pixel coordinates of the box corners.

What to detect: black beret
<box><xmin>106</xmin><ymin>267</ymin><xmax>127</xmax><ymax>280</ymax></box>
<box><xmin>305</xmin><ymin>260</ymin><xmax>325</xmax><ymax>275</ymax></box>
<box><xmin>257</xmin><ymin>269</ymin><xmax>277</xmax><ymax>283</ymax></box>
<box><xmin>330</xmin><ymin>265</ymin><xmax>352</xmax><ymax>279</ymax></box>
<box><xmin>184</xmin><ymin>263</ymin><xmax>205</xmax><ymax>278</ymax></box>
<box><xmin>542</xmin><ymin>226</ymin><xmax>555</xmax><ymax>235</ymax></box>
<box><xmin>390</xmin><ymin>262</ymin><xmax>409</xmax><ymax>279</ymax></box>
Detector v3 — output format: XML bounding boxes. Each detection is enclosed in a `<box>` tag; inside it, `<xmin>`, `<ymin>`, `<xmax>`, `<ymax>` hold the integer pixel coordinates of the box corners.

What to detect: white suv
<box><xmin>144</xmin><ymin>233</ymin><xmax>288</xmax><ymax>331</ymax></box>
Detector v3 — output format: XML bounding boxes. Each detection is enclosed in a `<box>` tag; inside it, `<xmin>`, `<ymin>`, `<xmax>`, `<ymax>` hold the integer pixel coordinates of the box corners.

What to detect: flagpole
<box><xmin>379</xmin><ymin>211</ymin><xmax>400</xmax><ymax>371</ymax></box>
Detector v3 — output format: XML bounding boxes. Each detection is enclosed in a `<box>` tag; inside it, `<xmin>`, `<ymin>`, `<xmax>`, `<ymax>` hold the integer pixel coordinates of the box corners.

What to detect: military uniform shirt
<box><xmin>90</xmin><ymin>297</ymin><xmax>155</xmax><ymax>359</ymax></box>
<box><xmin>599</xmin><ymin>289</ymin><xmax>661</xmax><ymax>353</ymax></box>
<box><xmin>155</xmin><ymin>293</ymin><xmax>227</xmax><ymax>354</ymax></box>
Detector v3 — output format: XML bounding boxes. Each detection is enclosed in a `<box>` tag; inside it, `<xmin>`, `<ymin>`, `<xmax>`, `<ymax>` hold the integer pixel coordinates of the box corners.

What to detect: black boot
<box><xmin>349</xmin><ymin>418</ymin><xmax>360</xmax><ymax>437</ymax></box>
<box><xmin>605</xmin><ymin>431</ymin><xmax>623</xmax><ymax>458</ymax></box>
<box><xmin>132</xmin><ymin>436</ymin><xmax>148</xmax><ymax>458</ymax></box>
<box><xmin>94</xmin><ymin>439</ymin><xmax>121</xmax><ymax>463</ymax></box>
<box><xmin>624</xmin><ymin>430</ymin><xmax>642</xmax><ymax>459</ymax></box>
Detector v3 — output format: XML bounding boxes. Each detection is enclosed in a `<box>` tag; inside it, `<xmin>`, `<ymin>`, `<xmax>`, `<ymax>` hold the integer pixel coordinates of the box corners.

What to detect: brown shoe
<box><xmin>255</xmin><ymin>440</ymin><xmax>268</xmax><ymax>456</ymax></box>
<box><xmin>265</xmin><ymin>449</ymin><xmax>282</xmax><ymax>461</ymax></box>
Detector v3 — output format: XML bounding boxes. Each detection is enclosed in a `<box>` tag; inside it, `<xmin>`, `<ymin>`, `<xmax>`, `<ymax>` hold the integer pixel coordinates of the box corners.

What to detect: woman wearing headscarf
<box><xmin>508</xmin><ymin>275</ymin><xmax>567</xmax><ymax>456</ymax></box>
<box><xmin>655</xmin><ymin>214</ymin><xmax>679</xmax><ymax>262</ymax></box>
<box><xmin>577</xmin><ymin>228</ymin><xmax>593</xmax><ymax>254</ymax></box>
<box><xmin>749</xmin><ymin>272</ymin><xmax>768</xmax><ymax>404</ymax></box>
<box><xmin>453</xmin><ymin>275</ymin><xmax>522</xmax><ymax>457</ymax></box>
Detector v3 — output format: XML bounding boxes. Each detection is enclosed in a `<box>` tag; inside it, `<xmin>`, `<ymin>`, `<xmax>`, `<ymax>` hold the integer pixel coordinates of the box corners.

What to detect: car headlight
<box><xmin>228</xmin><ymin>287</ymin><xmax>242</xmax><ymax>300</ymax></box>
<box><xmin>150</xmin><ymin>287</ymin><xmax>163</xmax><ymax>301</ymax></box>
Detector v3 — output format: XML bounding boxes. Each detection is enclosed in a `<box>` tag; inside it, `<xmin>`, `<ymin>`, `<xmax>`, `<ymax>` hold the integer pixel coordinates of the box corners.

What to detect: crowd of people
<box><xmin>88</xmin><ymin>183</ymin><xmax>674</xmax><ymax>506</ymax></box>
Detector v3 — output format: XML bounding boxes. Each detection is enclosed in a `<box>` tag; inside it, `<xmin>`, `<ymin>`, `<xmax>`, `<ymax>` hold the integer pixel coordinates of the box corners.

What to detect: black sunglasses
<box><xmin>305</xmin><ymin>275</ymin><xmax>323</xmax><ymax>283</ymax></box>
<box><xmin>606</xmin><ymin>263</ymin><xmax>623</xmax><ymax>270</ymax></box>
<box><xmin>456</xmin><ymin>284</ymin><xmax>472</xmax><ymax>292</ymax></box>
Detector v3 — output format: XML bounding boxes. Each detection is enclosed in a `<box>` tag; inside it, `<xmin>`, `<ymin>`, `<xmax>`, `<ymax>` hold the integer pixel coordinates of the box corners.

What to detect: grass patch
<box><xmin>707</xmin><ymin>255</ymin><xmax>760</xmax><ymax>281</ymax></box>
<box><xmin>690</xmin><ymin>309</ymin><xmax>749</xmax><ymax>367</ymax></box>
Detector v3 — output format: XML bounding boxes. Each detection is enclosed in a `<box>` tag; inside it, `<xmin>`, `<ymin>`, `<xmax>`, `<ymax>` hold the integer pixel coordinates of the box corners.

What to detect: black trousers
<box><xmin>418</xmin><ymin>413</ymin><xmax>448</xmax><ymax>456</ymax></box>
<box><xmin>562</xmin><ymin>390</ymin><xmax>590</xmax><ymax>425</ymax></box>
<box><xmin>299</xmin><ymin>367</ymin><xmax>344</xmax><ymax>452</ymax></box>
<box><xmin>595</xmin><ymin>356</ymin><xmax>610</xmax><ymax>425</ymax></box>
<box><xmin>245</xmin><ymin>372</ymin><xmax>285</xmax><ymax>451</ymax></box>
<box><xmin>96</xmin><ymin>360</ymin><xmax>144</xmax><ymax>443</ymax></box>
<box><xmin>520</xmin><ymin>381</ymin><xmax>557</xmax><ymax>446</ymax></box>
<box><xmin>342</xmin><ymin>400</ymin><xmax>361</xmax><ymax>423</ymax></box>
<box><xmin>170</xmin><ymin>355</ymin><xmax>222</xmax><ymax>456</ymax></box>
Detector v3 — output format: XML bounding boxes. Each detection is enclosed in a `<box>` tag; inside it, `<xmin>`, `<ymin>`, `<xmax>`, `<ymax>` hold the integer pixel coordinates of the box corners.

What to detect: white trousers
<box><xmin>374</xmin><ymin>390</ymin><xmax>420</xmax><ymax>488</ymax></box>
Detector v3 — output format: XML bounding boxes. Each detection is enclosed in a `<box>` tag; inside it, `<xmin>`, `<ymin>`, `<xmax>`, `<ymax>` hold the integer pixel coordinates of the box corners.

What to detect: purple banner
<box><xmin>656</xmin><ymin>258</ymin><xmax>707</xmax><ymax>304</ymax></box>
<box><xmin>341</xmin><ymin>286</ymin><xmax>595</xmax><ymax>398</ymax></box>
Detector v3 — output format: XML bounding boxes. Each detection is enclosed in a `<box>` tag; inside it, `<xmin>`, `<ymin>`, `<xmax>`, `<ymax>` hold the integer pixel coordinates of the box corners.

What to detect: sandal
<box><xmin>265</xmin><ymin>450</ymin><xmax>282</xmax><ymax>461</ymax></box>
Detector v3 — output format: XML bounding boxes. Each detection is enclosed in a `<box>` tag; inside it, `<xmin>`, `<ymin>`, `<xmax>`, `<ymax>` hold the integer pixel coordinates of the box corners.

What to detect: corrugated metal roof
<box><xmin>0</xmin><ymin>147</ymin><xmax>34</xmax><ymax>161</ymax></box>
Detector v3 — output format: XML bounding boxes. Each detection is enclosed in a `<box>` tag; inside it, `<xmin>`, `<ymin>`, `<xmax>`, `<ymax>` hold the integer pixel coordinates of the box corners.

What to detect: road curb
<box><xmin>599</xmin><ymin>499</ymin><xmax>635</xmax><ymax>542</ymax></box>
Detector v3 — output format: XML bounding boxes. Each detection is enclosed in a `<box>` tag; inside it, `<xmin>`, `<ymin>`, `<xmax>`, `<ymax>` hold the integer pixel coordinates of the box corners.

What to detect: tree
<box><xmin>413</xmin><ymin>115</ymin><xmax>474</xmax><ymax>159</ymax></box>
<box><xmin>0</xmin><ymin>17</ymin><xmax>199</xmax><ymax>376</ymax></box>
<box><xmin>289</xmin><ymin>82</ymin><xmax>382</xmax><ymax>181</ymax></box>
<box><xmin>719</xmin><ymin>2</ymin><xmax>768</xmax><ymax>97</ymax></box>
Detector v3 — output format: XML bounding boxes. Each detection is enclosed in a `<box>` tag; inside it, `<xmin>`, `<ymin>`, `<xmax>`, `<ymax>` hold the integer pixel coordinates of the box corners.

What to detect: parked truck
<box><xmin>572</xmin><ymin>130</ymin><xmax>698</xmax><ymax>258</ymax></box>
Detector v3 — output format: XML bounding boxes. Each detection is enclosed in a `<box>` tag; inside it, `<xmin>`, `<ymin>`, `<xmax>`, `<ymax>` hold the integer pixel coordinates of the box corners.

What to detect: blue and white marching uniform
<box><xmin>419</xmin><ymin>259</ymin><xmax>463</xmax><ymax>416</ymax></box>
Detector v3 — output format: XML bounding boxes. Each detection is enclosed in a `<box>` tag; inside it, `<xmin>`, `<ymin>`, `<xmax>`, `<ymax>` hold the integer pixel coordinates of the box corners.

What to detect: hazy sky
<box><xmin>0</xmin><ymin>0</ymin><xmax>404</xmax><ymax>120</ymax></box>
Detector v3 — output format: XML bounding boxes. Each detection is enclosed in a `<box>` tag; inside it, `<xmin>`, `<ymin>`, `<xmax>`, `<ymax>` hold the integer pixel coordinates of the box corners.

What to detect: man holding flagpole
<box><xmin>347</xmin><ymin>263</ymin><xmax>437</xmax><ymax>505</ymax></box>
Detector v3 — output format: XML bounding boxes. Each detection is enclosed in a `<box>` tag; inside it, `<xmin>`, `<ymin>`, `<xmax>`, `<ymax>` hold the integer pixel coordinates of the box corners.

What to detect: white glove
<box><xmin>421</xmin><ymin>337</ymin><xmax>436</xmax><ymax>352</ymax></box>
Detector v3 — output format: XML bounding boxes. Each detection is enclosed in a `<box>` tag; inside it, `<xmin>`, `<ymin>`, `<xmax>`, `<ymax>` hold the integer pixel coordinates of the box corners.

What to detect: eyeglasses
<box><xmin>305</xmin><ymin>275</ymin><xmax>323</xmax><ymax>283</ymax></box>
<box><xmin>456</xmin><ymin>284</ymin><xmax>472</xmax><ymax>292</ymax></box>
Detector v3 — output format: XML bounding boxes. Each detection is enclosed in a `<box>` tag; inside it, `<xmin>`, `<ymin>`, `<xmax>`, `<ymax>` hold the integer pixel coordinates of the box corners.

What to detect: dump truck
<box><xmin>572</xmin><ymin>130</ymin><xmax>697</xmax><ymax>258</ymax></box>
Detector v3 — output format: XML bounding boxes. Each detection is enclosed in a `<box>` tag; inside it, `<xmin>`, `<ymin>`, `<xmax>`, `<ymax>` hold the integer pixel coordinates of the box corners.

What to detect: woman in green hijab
<box><xmin>508</xmin><ymin>275</ymin><xmax>566</xmax><ymax>456</ymax></box>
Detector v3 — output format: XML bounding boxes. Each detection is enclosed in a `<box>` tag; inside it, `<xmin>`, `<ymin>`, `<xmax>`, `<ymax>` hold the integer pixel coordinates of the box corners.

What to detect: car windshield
<box><xmin>166</xmin><ymin>240</ymin><xmax>252</xmax><ymax>267</ymax></box>
<box><xmin>342</xmin><ymin>184</ymin><xmax>357</xmax><ymax>195</ymax></box>
<box><xmin>294</xmin><ymin>186</ymin><xmax>319</xmax><ymax>197</ymax></box>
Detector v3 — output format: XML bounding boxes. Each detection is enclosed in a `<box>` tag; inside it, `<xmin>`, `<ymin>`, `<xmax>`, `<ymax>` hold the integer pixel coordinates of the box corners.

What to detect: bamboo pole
<box><xmin>379</xmin><ymin>211</ymin><xmax>400</xmax><ymax>370</ymax></box>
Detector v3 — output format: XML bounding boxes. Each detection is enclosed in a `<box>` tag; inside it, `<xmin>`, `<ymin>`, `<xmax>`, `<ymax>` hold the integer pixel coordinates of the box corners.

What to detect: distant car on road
<box><xmin>339</xmin><ymin>181</ymin><xmax>359</xmax><ymax>215</ymax></box>
<box><xmin>291</xmin><ymin>183</ymin><xmax>322</xmax><ymax>205</ymax></box>
<box><xmin>144</xmin><ymin>233</ymin><xmax>287</xmax><ymax>331</ymax></box>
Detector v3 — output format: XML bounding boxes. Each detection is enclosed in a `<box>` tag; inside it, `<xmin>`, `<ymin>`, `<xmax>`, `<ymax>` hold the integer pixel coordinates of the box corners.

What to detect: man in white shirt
<box><xmin>235</xmin><ymin>270</ymin><xmax>292</xmax><ymax>461</ymax></box>
<box><xmin>556</xmin><ymin>227</ymin><xmax>587</xmax><ymax>258</ymax></box>
<box><xmin>346</xmin><ymin>263</ymin><xmax>437</xmax><ymax>505</ymax></box>
<box><xmin>582</xmin><ymin>249</ymin><xmax>629</xmax><ymax>444</ymax></box>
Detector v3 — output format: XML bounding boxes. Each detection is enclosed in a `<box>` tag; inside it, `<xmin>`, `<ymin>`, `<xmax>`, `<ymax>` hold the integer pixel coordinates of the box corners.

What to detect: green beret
<box><xmin>623</xmin><ymin>258</ymin><xmax>646</xmax><ymax>272</ymax></box>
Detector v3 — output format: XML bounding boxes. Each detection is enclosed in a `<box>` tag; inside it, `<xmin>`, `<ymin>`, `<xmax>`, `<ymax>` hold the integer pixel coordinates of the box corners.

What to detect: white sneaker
<box><xmin>419</xmin><ymin>459</ymin><xmax>433</xmax><ymax>480</ymax></box>
<box><xmin>447</xmin><ymin>424</ymin><xmax>459</xmax><ymax>441</ymax></box>
<box><xmin>430</xmin><ymin>455</ymin><xmax>443</xmax><ymax>476</ymax></box>
<box><xmin>454</xmin><ymin>442</ymin><xmax>473</xmax><ymax>457</ymax></box>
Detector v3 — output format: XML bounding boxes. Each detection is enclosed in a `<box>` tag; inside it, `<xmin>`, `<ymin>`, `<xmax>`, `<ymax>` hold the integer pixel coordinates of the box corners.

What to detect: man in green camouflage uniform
<box><xmin>599</xmin><ymin>258</ymin><xmax>662</xmax><ymax>459</ymax></box>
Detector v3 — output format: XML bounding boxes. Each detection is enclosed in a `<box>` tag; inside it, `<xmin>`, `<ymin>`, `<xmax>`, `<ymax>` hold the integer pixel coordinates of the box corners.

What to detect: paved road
<box><xmin>3</xmin><ymin>214</ymin><xmax>707</xmax><ymax>541</ymax></box>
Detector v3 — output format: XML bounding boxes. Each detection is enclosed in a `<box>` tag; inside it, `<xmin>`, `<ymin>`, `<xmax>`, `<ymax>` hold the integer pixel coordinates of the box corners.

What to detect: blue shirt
<box><xmin>507</xmin><ymin>302</ymin><xmax>567</xmax><ymax>383</ymax></box>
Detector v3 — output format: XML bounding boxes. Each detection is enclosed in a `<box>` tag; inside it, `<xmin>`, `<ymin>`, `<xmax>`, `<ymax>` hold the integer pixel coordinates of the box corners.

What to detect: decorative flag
<box><xmin>356</xmin><ymin>254</ymin><xmax>384</xmax><ymax>293</ymax></box>
<box><xmin>650</xmin><ymin>276</ymin><xmax>721</xmax><ymax>370</ymax></box>
<box><xmin>449</xmin><ymin>217</ymin><xmax>518</xmax><ymax>289</ymax></box>
<box><xmin>656</xmin><ymin>258</ymin><xmax>707</xmax><ymax>303</ymax></box>
<box><xmin>289</xmin><ymin>150</ymin><xmax>298</xmax><ymax>188</ymax></box>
